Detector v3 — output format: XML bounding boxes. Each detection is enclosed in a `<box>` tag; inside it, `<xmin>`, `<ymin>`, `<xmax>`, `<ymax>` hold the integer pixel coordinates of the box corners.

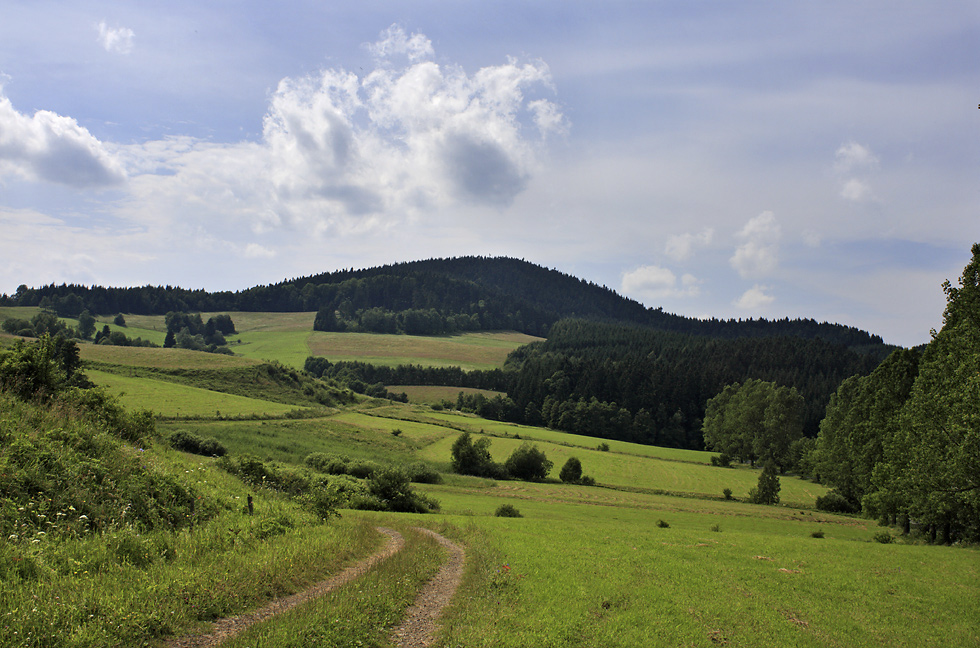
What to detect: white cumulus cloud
<box><xmin>97</xmin><ymin>21</ymin><xmax>135</xmax><ymax>55</ymax></box>
<box><xmin>733</xmin><ymin>284</ymin><xmax>775</xmax><ymax>310</ymax></box>
<box><xmin>0</xmin><ymin>87</ymin><xmax>125</xmax><ymax>187</ymax></box>
<box><xmin>730</xmin><ymin>211</ymin><xmax>780</xmax><ymax>278</ymax></box>
<box><xmin>665</xmin><ymin>228</ymin><xmax>714</xmax><ymax>262</ymax></box>
<box><xmin>621</xmin><ymin>265</ymin><xmax>701</xmax><ymax>300</ymax></box>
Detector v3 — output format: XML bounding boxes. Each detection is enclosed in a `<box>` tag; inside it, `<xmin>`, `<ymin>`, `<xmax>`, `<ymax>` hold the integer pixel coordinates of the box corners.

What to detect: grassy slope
<box><xmin>88</xmin><ymin>369</ymin><xmax>301</xmax><ymax>418</ymax></box>
<box><xmin>7</xmin><ymin>318</ymin><xmax>974</xmax><ymax>646</ymax></box>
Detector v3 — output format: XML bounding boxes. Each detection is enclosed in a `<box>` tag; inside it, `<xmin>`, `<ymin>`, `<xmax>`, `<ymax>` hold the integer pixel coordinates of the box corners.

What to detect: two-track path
<box><xmin>165</xmin><ymin>526</ymin><xmax>463</xmax><ymax>648</ymax></box>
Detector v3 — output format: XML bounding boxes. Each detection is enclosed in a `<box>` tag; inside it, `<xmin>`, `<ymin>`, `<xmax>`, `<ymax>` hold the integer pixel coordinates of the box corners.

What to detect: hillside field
<box><xmin>2</xmin><ymin>321</ymin><xmax>977</xmax><ymax>647</ymax></box>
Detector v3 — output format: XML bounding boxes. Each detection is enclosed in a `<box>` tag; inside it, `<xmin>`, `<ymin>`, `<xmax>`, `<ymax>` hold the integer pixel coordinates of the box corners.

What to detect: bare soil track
<box><xmin>164</xmin><ymin>525</ymin><xmax>464</xmax><ymax>648</ymax></box>
<box><xmin>390</xmin><ymin>528</ymin><xmax>466</xmax><ymax>648</ymax></box>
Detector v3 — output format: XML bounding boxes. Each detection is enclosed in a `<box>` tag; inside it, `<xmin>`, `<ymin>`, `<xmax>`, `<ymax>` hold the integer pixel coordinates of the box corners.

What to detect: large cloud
<box><xmin>0</xmin><ymin>88</ymin><xmax>126</xmax><ymax>187</ymax></box>
<box><xmin>258</xmin><ymin>24</ymin><xmax>565</xmax><ymax>226</ymax></box>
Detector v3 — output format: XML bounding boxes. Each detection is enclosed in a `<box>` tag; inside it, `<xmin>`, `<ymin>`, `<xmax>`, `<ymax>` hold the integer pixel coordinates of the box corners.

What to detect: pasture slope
<box><xmin>1</xmin><ymin>321</ymin><xmax>977</xmax><ymax>648</ymax></box>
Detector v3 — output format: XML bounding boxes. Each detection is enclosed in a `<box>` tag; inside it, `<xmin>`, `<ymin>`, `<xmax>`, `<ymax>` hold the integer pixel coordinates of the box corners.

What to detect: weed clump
<box><xmin>495</xmin><ymin>504</ymin><xmax>523</xmax><ymax>518</ymax></box>
<box><xmin>811</xmin><ymin>529</ymin><xmax>825</xmax><ymax>538</ymax></box>
<box><xmin>657</xmin><ymin>519</ymin><xmax>670</xmax><ymax>528</ymax></box>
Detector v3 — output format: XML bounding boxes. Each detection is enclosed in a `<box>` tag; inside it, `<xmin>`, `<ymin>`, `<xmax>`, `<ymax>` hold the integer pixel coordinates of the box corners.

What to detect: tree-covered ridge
<box><xmin>3</xmin><ymin>256</ymin><xmax>889</xmax><ymax>349</ymax></box>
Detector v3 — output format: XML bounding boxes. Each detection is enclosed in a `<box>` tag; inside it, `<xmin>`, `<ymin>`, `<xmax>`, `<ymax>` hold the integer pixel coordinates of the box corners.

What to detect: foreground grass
<box><xmin>0</xmin><ymin>449</ymin><xmax>385</xmax><ymax>648</ymax></box>
<box><xmin>221</xmin><ymin>524</ymin><xmax>445</xmax><ymax>648</ymax></box>
<box><xmin>432</xmin><ymin>493</ymin><xmax>979</xmax><ymax>648</ymax></box>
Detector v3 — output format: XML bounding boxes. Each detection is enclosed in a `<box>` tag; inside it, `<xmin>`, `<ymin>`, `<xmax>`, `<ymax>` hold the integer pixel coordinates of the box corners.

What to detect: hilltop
<box><xmin>3</xmin><ymin>256</ymin><xmax>889</xmax><ymax>350</ymax></box>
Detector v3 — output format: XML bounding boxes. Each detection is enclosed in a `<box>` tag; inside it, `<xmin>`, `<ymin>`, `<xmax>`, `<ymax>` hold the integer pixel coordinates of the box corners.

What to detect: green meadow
<box><xmin>2</xmin><ymin>326</ymin><xmax>977</xmax><ymax>648</ymax></box>
<box><xmin>307</xmin><ymin>330</ymin><xmax>541</xmax><ymax>370</ymax></box>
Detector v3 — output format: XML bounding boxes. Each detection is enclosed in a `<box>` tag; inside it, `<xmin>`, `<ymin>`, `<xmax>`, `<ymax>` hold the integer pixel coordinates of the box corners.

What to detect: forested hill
<box><xmin>3</xmin><ymin>256</ymin><xmax>887</xmax><ymax>350</ymax></box>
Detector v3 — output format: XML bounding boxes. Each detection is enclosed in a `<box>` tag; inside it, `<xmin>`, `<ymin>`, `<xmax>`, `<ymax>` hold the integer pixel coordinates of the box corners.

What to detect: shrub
<box><xmin>404</xmin><ymin>462</ymin><xmax>442</xmax><ymax>484</ymax></box>
<box><xmin>711</xmin><ymin>453</ymin><xmax>732</xmax><ymax>467</ymax></box>
<box><xmin>302</xmin><ymin>487</ymin><xmax>341</xmax><ymax>521</ymax></box>
<box><xmin>710</xmin><ymin>524</ymin><xmax>722</xmax><ymax>532</ymax></box>
<box><xmin>391</xmin><ymin>428</ymin><xmax>403</xmax><ymax>437</ymax></box>
<box><xmin>816</xmin><ymin>490</ymin><xmax>858</xmax><ymax>514</ymax></box>
<box><xmin>597</xmin><ymin>442</ymin><xmax>610</xmax><ymax>452</ymax></box>
<box><xmin>873</xmin><ymin>531</ymin><xmax>893</xmax><ymax>544</ymax></box>
<box><xmin>657</xmin><ymin>519</ymin><xmax>670</xmax><ymax>528</ymax></box>
<box><xmin>254</xmin><ymin>514</ymin><xmax>295</xmax><ymax>540</ymax></box>
<box><xmin>168</xmin><ymin>430</ymin><xmax>227</xmax><ymax>457</ymax></box>
<box><xmin>367</xmin><ymin>467</ymin><xmax>438</xmax><ymax>513</ymax></box>
<box><xmin>495</xmin><ymin>504</ymin><xmax>523</xmax><ymax>518</ymax></box>
<box><xmin>559</xmin><ymin>457</ymin><xmax>583</xmax><ymax>483</ymax></box>
<box><xmin>811</xmin><ymin>529</ymin><xmax>825</xmax><ymax>538</ymax></box>
<box><xmin>504</xmin><ymin>442</ymin><xmax>553</xmax><ymax>482</ymax></box>
<box><xmin>304</xmin><ymin>452</ymin><xmax>350</xmax><ymax>475</ymax></box>
<box><xmin>722</xmin><ymin>488</ymin><xmax>734</xmax><ymax>500</ymax></box>
<box><xmin>347</xmin><ymin>460</ymin><xmax>380</xmax><ymax>479</ymax></box>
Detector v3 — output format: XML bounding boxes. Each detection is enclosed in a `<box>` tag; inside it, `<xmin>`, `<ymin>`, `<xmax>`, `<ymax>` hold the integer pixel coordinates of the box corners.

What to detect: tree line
<box><xmin>806</xmin><ymin>244</ymin><xmax>980</xmax><ymax>543</ymax></box>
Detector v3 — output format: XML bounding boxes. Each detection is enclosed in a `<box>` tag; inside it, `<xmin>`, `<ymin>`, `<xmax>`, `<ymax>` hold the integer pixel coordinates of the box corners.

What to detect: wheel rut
<box><xmin>165</xmin><ymin>526</ymin><xmax>405</xmax><ymax>648</ymax></box>
<box><xmin>390</xmin><ymin>528</ymin><xmax>466</xmax><ymax>648</ymax></box>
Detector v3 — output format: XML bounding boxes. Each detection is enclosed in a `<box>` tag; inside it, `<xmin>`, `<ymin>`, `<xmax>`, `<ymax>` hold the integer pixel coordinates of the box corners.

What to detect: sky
<box><xmin>0</xmin><ymin>1</ymin><xmax>977</xmax><ymax>347</ymax></box>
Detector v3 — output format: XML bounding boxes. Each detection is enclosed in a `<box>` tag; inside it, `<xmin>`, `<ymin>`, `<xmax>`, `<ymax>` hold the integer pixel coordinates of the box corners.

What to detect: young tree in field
<box><xmin>559</xmin><ymin>456</ymin><xmax>583</xmax><ymax>483</ymax></box>
<box><xmin>749</xmin><ymin>461</ymin><xmax>781</xmax><ymax>505</ymax></box>
<box><xmin>77</xmin><ymin>310</ymin><xmax>97</xmax><ymax>340</ymax></box>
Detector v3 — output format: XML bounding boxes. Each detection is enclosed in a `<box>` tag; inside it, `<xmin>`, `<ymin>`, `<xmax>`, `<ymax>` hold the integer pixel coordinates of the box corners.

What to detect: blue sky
<box><xmin>1</xmin><ymin>1</ymin><xmax>977</xmax><ymax>347</ymax></box>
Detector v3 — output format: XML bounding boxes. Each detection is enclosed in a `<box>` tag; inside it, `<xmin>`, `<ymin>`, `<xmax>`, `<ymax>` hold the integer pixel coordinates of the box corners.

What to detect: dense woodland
<box><xmin>307</xmin><ymin>319</ymin><xmax>881</xmax><ymax>449</ymax></box>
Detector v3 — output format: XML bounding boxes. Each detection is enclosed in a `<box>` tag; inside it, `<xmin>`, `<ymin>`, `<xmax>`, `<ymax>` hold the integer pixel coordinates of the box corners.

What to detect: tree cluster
<box><xmin>163</xmin><ymin>312</ymin><xmax>236</xmax><ymax>354</ymax></box>
<box><xmin>812</xmin><ymin>244</ymin><xmax>980</xmax><ymax>543</ymax></box>
<box><xmin>449</xmin><ymin>432</ymin><xmax>555</xmax><ymax>482</ymax></box>
<box><xmin>702</xmin><ymin>379</ymin><xmax>805</xmax><ymax>471</ymax></box>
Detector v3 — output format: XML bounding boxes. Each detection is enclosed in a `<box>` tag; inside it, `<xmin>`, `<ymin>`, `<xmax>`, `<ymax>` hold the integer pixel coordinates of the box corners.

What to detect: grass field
<box><xmin>4</xmin><ymin>320</ymin><xmax>978</xmax><ymax>647</ymax></box>
<box><xmin>423</xmin><ymin>496</ymin><xmax>978</xmax><ymax>648</ymax></box>
<box><xmin>88</xmin><ymin>369</ymin><xmax>302</xmax><ymax>418</ymax></box>
<box><xmin>80</xmin><ymin>344</ymin><xmax>261</xmax><ymax>369</ymax></box>
<box><xmin>307</xmin><ymin>330</ymin><xmax>541</xmax><ymax>370</ymax></box>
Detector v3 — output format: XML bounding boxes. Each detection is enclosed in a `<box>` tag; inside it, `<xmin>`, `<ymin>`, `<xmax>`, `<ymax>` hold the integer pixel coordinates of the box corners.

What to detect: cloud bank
<box><xmin>0</xmin><ymin>87</ymin><xmax>126</xmax><ymax>187</ymax></box>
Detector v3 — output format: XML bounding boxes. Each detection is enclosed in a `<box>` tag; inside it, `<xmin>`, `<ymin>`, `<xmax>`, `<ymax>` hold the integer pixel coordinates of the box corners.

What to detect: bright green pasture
<box><xmin>388</xmin><ymin>385</ymin><xmax>506</xmax><ymax>404</ymax></box>
<box><xmin>417</xmin><ymin>431</ymin><xmax>827</xmax><ymax>506</ymax></box>
<box><xmin>232</xmin><ymin>330</ymin><xmax>312</xmax><ymax>368</ymax></box>
<box><xmin>423</xmin><ymin>410</ymin><xmax>716</xmax><ymax>463</ymax></box>
<box><xmin>158</xmin><ymin>414</ymin><xmax>428</xmax><ymax>466</ymax></box>
<box><xmin>87</xmin><ymin>369</ymin><xmax>299</xmax><ymax>418</ymax></box>
<box><xmin>426</xmin><ymin>493</ymin><xmax>979</xmax><ymax>648</ymax></box>
<box><xmin>0</xmin><ymin>305</ymin><xmax>41</xmax><ymax>320</ymax></box>
<box><xmin>307</xmin><ymin>330</ymin><xmax>540</xmax><ymax>370</ymax></box>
